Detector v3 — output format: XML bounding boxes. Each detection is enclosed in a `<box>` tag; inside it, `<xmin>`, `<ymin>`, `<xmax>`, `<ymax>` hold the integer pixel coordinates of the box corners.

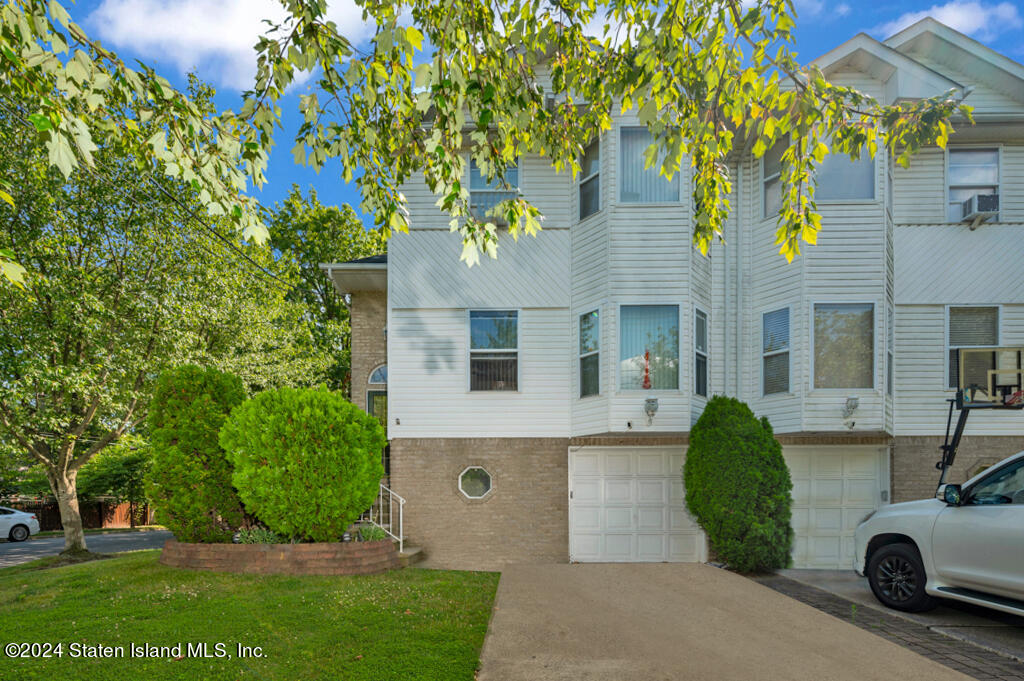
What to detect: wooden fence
<box><xmin>0</xmin><ymin>498</ymin><xmax>154</xmax><ymax>532</ymax></box>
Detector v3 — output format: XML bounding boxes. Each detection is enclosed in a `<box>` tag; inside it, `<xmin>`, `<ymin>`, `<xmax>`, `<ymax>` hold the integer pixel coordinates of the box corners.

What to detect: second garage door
<box><xmin>784</xmin><ymin>445</ymin><xmax>889</xmax><ymax>569</ymax></box>
<box><xmin>569</xmin><ymin>447</ymin><xmax>706</xmax><ymax>562</ymax></box>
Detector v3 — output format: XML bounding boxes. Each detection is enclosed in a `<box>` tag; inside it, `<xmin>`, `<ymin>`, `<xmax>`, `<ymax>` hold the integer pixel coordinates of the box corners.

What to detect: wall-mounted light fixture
<box><xmin>644</xmin><ymin>398</ymin><xmax>659</xmax><ymax>426</ymax></box>
<box><xmin>841</xmin><ymin>396</ymin><xmax>859</xmax><ymax>421</ymax></box>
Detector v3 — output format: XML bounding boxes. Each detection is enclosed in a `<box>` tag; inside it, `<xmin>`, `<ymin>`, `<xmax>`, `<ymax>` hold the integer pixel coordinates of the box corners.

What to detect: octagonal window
<box><xmin>459</xmin><ymin>467</ymin><xmax>492</xmax><ymax>499</ymax></box>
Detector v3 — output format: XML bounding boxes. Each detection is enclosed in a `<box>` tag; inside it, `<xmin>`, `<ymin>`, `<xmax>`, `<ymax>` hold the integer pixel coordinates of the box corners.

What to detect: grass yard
<box><xmin>0</xmin><ymin>550</ymin><xmax>499</xmax><ymax>681</ymax></box>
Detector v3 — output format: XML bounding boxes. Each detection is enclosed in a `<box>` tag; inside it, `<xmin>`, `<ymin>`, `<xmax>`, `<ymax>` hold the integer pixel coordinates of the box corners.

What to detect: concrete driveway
<box><xmin>0</xmin><ymin>530</ymin><xmax>172</xmax><ymax>568</ymax></box>
<box><xmin>782</xmin><ymin>568</ymin><xmax>1024</xmax><ymax>663</ymax></box>
<box><xmin>477</xmin><ymin>563</ymin><xmax>972</xmax><ymax>681</ymax></box>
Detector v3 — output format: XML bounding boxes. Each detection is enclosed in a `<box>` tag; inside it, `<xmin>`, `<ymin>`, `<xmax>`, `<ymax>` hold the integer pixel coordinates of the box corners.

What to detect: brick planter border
<box><xmin>159</xmin><ymin>538</ymin><xmax>399</xmax><ymax>576</ymax></box>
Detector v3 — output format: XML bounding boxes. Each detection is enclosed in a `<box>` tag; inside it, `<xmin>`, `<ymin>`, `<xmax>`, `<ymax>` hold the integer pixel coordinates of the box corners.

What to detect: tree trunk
<box><xmin>49</xmin><ymin>469</ymin><xmax>88</xmax><ymax>554</ymax></box>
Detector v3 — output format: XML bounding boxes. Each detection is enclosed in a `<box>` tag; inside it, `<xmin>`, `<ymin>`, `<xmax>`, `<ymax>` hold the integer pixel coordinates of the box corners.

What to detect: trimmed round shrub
<box><xmin>218</xmin><ymin>387</ymin><xmax>386</xmax><ymax>542</ymax></box>
<box><xmin>147</xmin><ymin>365</ymin><xmax>247</xmax><ymax>543</ymax></box>
<box><xmin>683</xmin><ymin>395</ymin><xmax>793</xmax><ymax>573</ymax></box>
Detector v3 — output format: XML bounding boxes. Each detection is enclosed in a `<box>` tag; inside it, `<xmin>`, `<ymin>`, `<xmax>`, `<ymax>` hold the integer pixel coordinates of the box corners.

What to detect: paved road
<box><xmin>477</xmin><ymin>563</ymin><xmax>970</xmax><ymax>681</ymax></box>
<box><xmin>782</xmin><ymin>569</ymin><xmax>1024</xmax><ymax>663</ymax></box>
<box><xmin>0</xmin><ymin>531</ymin><xmax>172</xmax><ymax>568</ymax></box>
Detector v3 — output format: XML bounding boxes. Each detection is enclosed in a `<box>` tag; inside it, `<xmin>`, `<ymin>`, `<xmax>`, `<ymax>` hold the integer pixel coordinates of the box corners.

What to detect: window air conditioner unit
<box><xmin>961</xmin><ymin>193</ymin><xmax>999</xmax><ymax>223</ymax></box>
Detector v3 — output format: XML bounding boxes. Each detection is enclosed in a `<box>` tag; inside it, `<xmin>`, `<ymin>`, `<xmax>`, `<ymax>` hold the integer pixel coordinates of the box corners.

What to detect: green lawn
<box><xmin>0</xmin><ymin>550</ymin><xmax>499</xmax><ymax>681</ymax></box>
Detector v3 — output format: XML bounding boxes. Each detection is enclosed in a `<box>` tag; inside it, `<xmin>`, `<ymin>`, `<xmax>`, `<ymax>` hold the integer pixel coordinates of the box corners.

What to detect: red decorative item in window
<box><xmin>642</xmin><ymin>350</ymin><xmax>652</xmax><ymax>389</ymax></box>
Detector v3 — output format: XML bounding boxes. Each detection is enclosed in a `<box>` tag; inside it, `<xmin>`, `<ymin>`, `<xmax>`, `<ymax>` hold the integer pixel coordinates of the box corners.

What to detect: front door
<box><xmin>932</xmin><ymin>457</ymin><xmax>1024</xmax><ymax>600</ymax></box>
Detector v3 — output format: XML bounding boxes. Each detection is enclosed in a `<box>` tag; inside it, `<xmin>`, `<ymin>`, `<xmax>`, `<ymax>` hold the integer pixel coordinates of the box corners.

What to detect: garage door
<box><xmin>785</xmin><ymin>446</ymin><xmax>889</xmax><ymax>569</ymax></box>
<box><xmin>569</xmin><ymin>447</ymin><xmax>706</xmax><ymax>562</ymax></box>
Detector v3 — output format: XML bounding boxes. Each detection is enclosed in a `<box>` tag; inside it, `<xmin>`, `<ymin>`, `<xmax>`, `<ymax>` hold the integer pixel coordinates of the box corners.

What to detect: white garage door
<box><xmin>785</xmin><ymin>446</ymin><xmax>889</xmax><ymax>569</ymax></box>
<box><xmin>569</xmin><ymin>447</ymin><xmax>706</xmax><ymax>562</ymax></box>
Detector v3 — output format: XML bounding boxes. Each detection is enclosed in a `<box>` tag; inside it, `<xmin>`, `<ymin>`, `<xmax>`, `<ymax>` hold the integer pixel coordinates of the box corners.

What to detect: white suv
<box><xmin>854</xmin><ymin>450</ymin><xmax>1024</xmax><ymax>614</ymax></box>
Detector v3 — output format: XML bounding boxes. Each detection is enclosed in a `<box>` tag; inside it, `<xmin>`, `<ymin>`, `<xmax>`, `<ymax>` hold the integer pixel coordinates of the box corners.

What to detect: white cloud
<box><xmin>835</xmin><ymin>3</ymin><xmax>851</xmax><ymax>17</ymax></box>
<box><xmin>88</xmin><ymin>0</ymin><xmax>374</xmax><ymax>90</ymax></box>
<box><xmin>872</xmin><ymin>1</ymin><xmax>1023</xmax><ymax>41</ymax></box>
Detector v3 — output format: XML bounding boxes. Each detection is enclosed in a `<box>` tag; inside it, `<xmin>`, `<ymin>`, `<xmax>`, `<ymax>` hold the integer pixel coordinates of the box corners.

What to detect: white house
<box><xmin>325</xmin><ymin>18</ymin><xmax>1024</xmax><ymax>571</ymax></box>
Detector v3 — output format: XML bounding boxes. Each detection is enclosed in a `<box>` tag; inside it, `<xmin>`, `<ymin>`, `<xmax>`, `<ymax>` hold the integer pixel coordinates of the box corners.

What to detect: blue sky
<box><xmin>69</xmin><ymin>0</ymin><xmax>1024</xmax><ymax>226</ymax></box>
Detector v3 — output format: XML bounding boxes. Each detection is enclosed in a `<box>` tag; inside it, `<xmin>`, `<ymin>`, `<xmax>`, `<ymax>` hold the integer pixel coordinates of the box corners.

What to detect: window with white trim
<box><xmin>619</xmin><ymin>305</ymin><xmax>679</xmax><ymax>390</ymax></box>
<box><xmin>816</xmin><ymin>148</ymin><xmax>874</xmax><ymax>201</ymax></box>
<box><xmin>762</xmin><ymin>308</ymin><xmax>790</xmax><ymax>395</ymax></box>
<box><xmin>579</xmin><ymin>139</ymin><xmax>600</xmax><ymax>219</ymax></box>
<box><xmin>459</xmin><ymin>467</ymin><xmax>492</xmax><ymax>499</ymax></box>
<box><xmin>367</xmin><ymin>364</ymin><xmax>387</xmax><ymax>425</ymax></box>
<box><xmin>579</xmin><ymin>310</ymin><xmax>600</xmax><ymax>398</ymax></box>
<box><xmin>813</xmin><ymin>303</ymin><xmax>874</xmax><ymax>389</ymax></box>
<box><xmin>948</xmin><ymin>306</ymin><xmax>999</xmax><ymax>389</ymax></box>
<box><xmin>762</xmin><ymin>140</ymin><xmax>785</xmax><ymax>218</ymax></box>
<box><xmin>619</xmin><ymin>128</ymin><xmax>679</xmax><ymax>203</ymax></box>
<box><xmin>469</xmin><ymin>310</ymin><xmax>518</xmax><ymax>391</ymax></box>
<box><xmin>947</xmin><ymin>148</ymin><xmax>999</xmax><ymax>222</ymax></box>
<box><xmin>694</xmin><ymin>308</ymin><xmax>708</xmax><ymax>397</ymax></box>
<box><xmin>470</xmin><ymin>159</ymin><xmax>519</xmax><ymax>221</ymax></box>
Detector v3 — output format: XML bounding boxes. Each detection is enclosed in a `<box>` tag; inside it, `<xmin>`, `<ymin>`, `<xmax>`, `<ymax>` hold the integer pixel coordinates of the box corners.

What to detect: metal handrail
<box><xmin>365</xmin><ymin>483</ymin><xmax>406</xmax><ymax>553</ymax></box>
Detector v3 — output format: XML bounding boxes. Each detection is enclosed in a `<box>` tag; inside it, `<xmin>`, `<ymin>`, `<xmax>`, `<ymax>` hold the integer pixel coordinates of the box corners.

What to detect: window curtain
<box><xmin>814</xmin><ymin>303</ymin><xmax>874</xmax><ymax>389</ymax></box>
<box><xmin>620</xmin><ymin>305</ymin><xmax>679</xmax><ymax>389</ymax></box>
<box><xmin>620</xmin><ymin>128</ymin><xmax>679</xmax><ymax>203</ymax></box>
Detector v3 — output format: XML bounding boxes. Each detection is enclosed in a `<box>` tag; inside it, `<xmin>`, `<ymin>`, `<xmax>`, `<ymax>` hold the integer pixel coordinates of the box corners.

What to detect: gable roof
<box><xmin>810</xmin><ymin>32</ymin><xmax>966</xmax><ymax>104</ymax></box>
<box><xmin>883</xmin><ymin>17</ymin><xmax>1024</xmax><ymax>106</ymax></box>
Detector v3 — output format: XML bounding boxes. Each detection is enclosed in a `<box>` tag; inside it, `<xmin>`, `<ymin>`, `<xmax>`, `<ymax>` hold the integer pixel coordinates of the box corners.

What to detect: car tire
<box><xmin>8</xmin><ymin>524</ymin><xmax>30</xmax><ymax>542</ymax></box>
<box><xmin>867</xmin><ymin>543</ymin><xmax>937</xmax><ymax>612</ymax></box>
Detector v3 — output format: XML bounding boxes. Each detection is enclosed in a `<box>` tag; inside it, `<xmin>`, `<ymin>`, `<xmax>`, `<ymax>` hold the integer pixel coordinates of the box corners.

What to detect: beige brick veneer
<box><xmin>892</xmin><ymin>435</ymin><xmax>1024</xmax><ymax>502</ymax></box>
<box><xmin>389</xmin><ymin>438</ymin><xmax>569</xmax><ymax>571</ymax></box>
<box><xmin>349</xmin><ymin>290</ymin><xmax>387</xmax><ymax>412</ymax></box>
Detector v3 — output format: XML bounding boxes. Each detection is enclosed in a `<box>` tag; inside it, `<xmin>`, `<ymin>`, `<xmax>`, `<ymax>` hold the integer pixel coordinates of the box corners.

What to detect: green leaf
<box><xmin>28</xmin><ymin>113</ymin><xmax>51</xmax><ymax>131</ymax></box>
<box><xmin>0</xmin><ymin>189</ymin><xmax>14</xmax><ymax>209</ymax></box>
<box><xmin>47</xmin><ymin>133</ymin><xmax>76</xmax><ymax>178</ymax></box>
<box><xmin>406</xmin><ymin>26</ymin><xmax>424</xmax><ymax>51</ymax></box>
<box><xmin>1</xmin><ymin>256</ymin><xmax>27</xmax><ymax>288</ymax></box>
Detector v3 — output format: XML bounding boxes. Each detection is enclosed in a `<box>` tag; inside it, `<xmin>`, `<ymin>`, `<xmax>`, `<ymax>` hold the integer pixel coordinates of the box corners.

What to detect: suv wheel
<box><xmin>867</xmin><ymin>543</ymin><xmax>937</xmax><ymax>612</ymax></box>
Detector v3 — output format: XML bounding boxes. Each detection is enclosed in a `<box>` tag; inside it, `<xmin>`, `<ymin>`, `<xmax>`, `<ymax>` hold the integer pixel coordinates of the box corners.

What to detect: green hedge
<box><xmin>219</xmin><ymin>387</ymin><xmax>386</xmax><ymax>542</ymax></box>
<box><xmin>683</xmin><ymin>396</ymin><xmax>793</xmax><ymax>572</ymax></box>
<box><xmin>147</xmin><ymin>365</ymin><xmax>247</xmax><ymax>543</ymax></box>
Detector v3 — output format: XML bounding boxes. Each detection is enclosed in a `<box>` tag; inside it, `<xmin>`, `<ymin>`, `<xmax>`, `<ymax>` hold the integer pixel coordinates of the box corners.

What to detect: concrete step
<box><xmin>398</xmin><ymin>545</ymin><xmax>424</xmax><ymax>568</ymax></box>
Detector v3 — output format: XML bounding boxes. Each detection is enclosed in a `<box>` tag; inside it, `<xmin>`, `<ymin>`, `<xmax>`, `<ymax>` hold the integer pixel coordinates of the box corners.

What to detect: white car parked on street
<box><xmin>0</xmin><ymin>506</ymin><xmax>41</xmax><ymax>542</ymax></box>
<box><xmin>855</xmin><ymin>450</ymin><xmax>1024</xmax><ymax>614</ymax></box>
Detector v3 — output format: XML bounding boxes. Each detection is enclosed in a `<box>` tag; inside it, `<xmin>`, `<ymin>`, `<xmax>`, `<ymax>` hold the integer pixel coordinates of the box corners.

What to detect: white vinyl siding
<box><xmin>947</xmin><ymin>148</ymin><xmax>999</xmax><ymax>222</ymax></box>
<box><xmin>389</xmin><ymin>308</ymin><xmax>569</xmax><ymax>438</ymax></box>
<box><xmin>619</xmin><ymin>128</ymin><xmax>679</xmax><ymax>203</ymax></box>
<box><xmin>813</xmin><ymin>303</ymin><xmax>875</xmax><ymax>390</ymax></box>
<box><xmin>763</xmin><ymin>307</ymin><xmax>790</xmax><ymax>395</ymax></box>
<box><xmin>762</xmin><ymin>141</ymin><xmax>785</xmax><ymax>218</ymax></box>
<box><xmin>947</xmin><ymin>306</ymin><xmax>999</xmax><ymax>389</ymax></box>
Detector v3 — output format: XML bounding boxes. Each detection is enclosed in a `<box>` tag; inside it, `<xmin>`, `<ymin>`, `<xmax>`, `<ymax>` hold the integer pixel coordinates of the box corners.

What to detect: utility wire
<box><xmin>0</xmin><ymin>98</ymin><xmax>294</xmax><ymax>292</ymax></box>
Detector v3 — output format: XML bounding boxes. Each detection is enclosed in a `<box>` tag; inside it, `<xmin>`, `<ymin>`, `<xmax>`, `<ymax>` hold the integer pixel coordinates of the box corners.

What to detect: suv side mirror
<box><xmin>942</xmin><ymin>484</ymin><xmax>963</xmax><ymax>506</ymax></box>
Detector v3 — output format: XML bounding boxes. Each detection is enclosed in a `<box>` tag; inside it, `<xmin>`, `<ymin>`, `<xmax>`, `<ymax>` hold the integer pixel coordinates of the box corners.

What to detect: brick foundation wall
<box><xmin>390</xmin><ymin>438</ymin><xmax>569</xmax><ymax>571</ymax></box>
<box><xmin>159</xmin><ymin>539</ymin><xmax>398</xmax><ymax>576</ymax></box>
<box><xmin>892</xmin><ymin>435</ymin><xmax>1024</xmax><ymax>502</ymax></box>
<box><xmin>350</xmin><ymin>290</ymin><xmax>387</xmax><ymax>413</ymax></box>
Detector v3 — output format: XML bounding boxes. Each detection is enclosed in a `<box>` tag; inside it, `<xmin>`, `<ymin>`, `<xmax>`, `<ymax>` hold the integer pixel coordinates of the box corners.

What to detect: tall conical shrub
<box><xmin>684</xmin><ymin>396</ymin><xmax>793</xmax><ymax>572</ymax></box>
